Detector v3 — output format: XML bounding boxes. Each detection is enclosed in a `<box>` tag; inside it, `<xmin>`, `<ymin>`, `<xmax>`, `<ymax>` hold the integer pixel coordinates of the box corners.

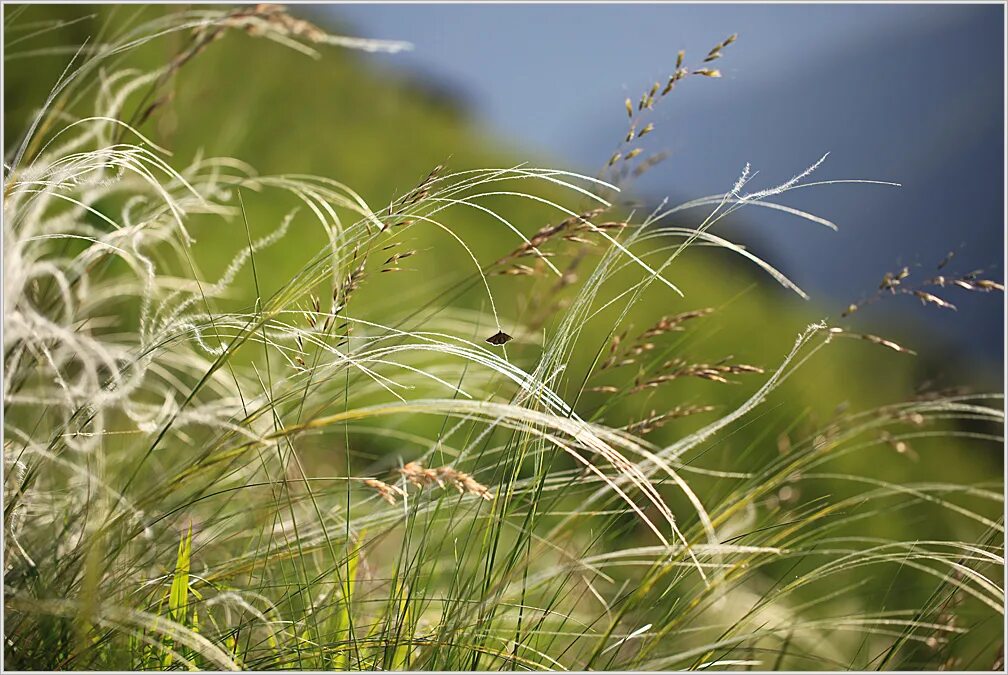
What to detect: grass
<box><xmin>3</xmin><ymin>5</ymin><xmax>1004</xmax><ymax>671</ymax></box>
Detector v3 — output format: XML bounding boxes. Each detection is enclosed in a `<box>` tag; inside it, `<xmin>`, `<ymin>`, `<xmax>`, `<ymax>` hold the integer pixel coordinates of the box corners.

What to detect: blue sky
<box><xmin>321</xmin><ymin>3</ymin><xmax>1004</xmax><ymax>364</ymax></box>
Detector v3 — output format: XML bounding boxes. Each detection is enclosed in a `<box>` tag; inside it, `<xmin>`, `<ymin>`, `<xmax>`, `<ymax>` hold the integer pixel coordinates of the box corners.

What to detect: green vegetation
<box><xmin>3</xmin><ymin>5</ymin><xmax>1003</xmax><ymax>671</ymax></box>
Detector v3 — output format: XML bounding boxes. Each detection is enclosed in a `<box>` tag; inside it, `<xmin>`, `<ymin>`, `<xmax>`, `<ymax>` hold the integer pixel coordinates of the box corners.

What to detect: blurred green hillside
<box><xmin>4</xmin><ymin>3</ymin><xmax>1000</xmax><ymax>549</ymax></box>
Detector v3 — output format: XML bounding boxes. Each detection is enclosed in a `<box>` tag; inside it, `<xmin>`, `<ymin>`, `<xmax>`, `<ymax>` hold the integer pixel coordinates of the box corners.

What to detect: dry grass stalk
<box><xmin>843</xmin><ymin>252</ymin><xmax>1001</xmax><ymax>318</ymax></box>
<box><xmin>334</xmin><ymin>255</ymin><xmax>366</xmax><ymax>313</ymax></box>
<box><xmin>624</xmin><ymin>405</ymin><xmax>716</xmax><ymax>435</ymax></box>
<box><xmin>601</xmin><ymin>308</ymin><xmax>713</xmax><ymax>370</ymax></box>
<box><xmin>496</xmin><ymin>206</ymin><xmax>607</xmax><ymax>268</ymax></box>
<box><xmin>221</xmin><ymin>4</ymin><xmax>329</xmax><ymax>43</ymax></box>
<box><xmin>639</xmin><ymin>308</ymin><xmax>713</xmax><ymax>340</ymax></box>
<box><xmin>631</xmin><ymin>358</ymin><xmax>763</xmax><ymax>391</ymax></box>
<box><xmin>827</xmin><ymin>327</ymin><xmax>916</xmax><ymax>355</ymax></box>
<box><xmin>125</xmin><ymin>4</ymin><xmax>372</xmax><ymax>141</ymax></box>
<box><xmin>601</xmin><ymin>34</ymin><xmax>736</xmax><ymax>192</ymax></box>
<box><xmin>383</xmin><ymin>164</ymin><xmax>444</xmax><ymax>223</ymax></box>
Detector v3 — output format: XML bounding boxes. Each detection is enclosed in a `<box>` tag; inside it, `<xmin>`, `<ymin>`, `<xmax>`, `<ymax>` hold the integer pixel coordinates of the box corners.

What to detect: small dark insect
<box><xmin>485</xmin><ymin>330</ymin><xmax>513</xmax><ymax>346</ymax></box>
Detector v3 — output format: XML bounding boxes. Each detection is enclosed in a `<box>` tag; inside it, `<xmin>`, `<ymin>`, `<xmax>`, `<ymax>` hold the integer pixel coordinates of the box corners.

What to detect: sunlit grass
<box><xmin>3</xmin><ymin>5</ymin><xmax>1003</xmax><ymax>671</ymax></box>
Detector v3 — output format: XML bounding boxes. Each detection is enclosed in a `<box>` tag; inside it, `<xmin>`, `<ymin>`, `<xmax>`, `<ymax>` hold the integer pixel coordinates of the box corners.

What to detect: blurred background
<box><xmin>326</xmin><ymin>3</ymin><xmax>1005</xmax><ymax>368</ymax></box>
<box><xmin>5</xmin><ymin>3</ymin><xmax>1004</xmax><ymax>466</ymax></box>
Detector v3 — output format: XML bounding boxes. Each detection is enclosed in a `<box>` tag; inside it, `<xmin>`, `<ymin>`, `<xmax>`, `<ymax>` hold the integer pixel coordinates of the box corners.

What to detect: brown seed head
<box><xmin>363</xmin><ymin>478</ymin><xmax>406</xmax><ymax>505</ymax></box>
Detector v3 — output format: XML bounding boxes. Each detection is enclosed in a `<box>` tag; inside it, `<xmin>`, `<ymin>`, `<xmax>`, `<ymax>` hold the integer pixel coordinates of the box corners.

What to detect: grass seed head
<box><xmin>913</xmin><ymin>290</ymin><xmax>957</xmax><ymax>311</ymax></box>
<box><xmin>400</xmin><ymin>461</ymin><xmax>443</xmax><ymax>488</ymax></box>
<box><xmin>363</xmin><ymin>478</ymin><xmax>407</xmax><ymax>505</ymax></box>
<box><xmin>974</xmin><ymin>279</ymin><xmax>1004</xmax><ymax>292</ymax></box>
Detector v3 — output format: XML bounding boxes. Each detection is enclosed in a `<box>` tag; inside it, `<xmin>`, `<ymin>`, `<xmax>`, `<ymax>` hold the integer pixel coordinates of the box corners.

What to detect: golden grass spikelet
<box><xmin>629</xmin><ymin>342</ymin><xmax>655</xmax><ymax>356</ymax></box>
<box><xmin>243</xmin><ymin>4</ymin><xmax>327</xmax><ymax>43</ymax></box>
<box><xmin>880</xmin><ymin>266</ymin><xmax>909</xmax><ymax>292</ymax></box>
<box><xmin>436</xmin><ymin>467</ymin><xmax>494</xmax><ymax>500</ymax></box>
<box><xmin>400</xmin><ymin>461</ymin><xmax>443</xmax><ymax>488</ymax></box>
<box><xmin>913</xmin><ymin>290</ymin><xmax>957</xmax><ymax>311</ymax></box>
<box><xmin>498</xmin><ymin>263</ymin><xmax>535</xmax><ymax>276</ymax></box>
<box><xmin>951</xmin><ymin>278</ymin><xmax>999</xmax><ymax>292</ymax></box>
<box><xmin>704</xmin><ymin>33</ymin><xmax>738</xmax><ymax>62</ymax></box>
<box><xmin>383</xmin><ymin>250</ymin><xmax>415</xmax><ymax>266</ymax></box>
<box><xmin>600</xmin><ymin>330</ymin><xmax>627</xmax><ymax>369</ymax></box>
<box><xmin>363</xmin><ymin>478</ymin><xmax>407</xmax><ymax>505</ymax></box>
<box><xmin>581</xmin><ymin>220</ymin><xmax>629</xmax><ymax>231</ymax></box>
<box><xmin>397</xmin><ymin>462</ymin><xmax>493</xmax><ymax>500</ymax></box>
